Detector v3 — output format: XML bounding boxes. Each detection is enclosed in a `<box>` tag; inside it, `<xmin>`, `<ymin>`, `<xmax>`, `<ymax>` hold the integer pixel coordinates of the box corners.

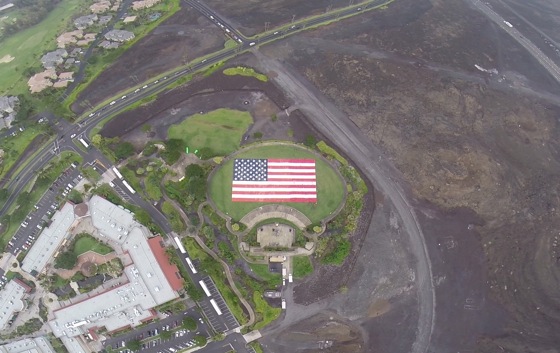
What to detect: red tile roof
<box><xmin>147</xmin><ymin>236</ymin><xmax>184</xmax><ymax>291</ymax></box>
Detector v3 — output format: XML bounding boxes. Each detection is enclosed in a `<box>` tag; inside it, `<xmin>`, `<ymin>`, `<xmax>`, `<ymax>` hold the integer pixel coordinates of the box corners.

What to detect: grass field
<box><xmin>208</xmin><ymin>144</ymin><xmax>345</xmax><ymax>223</ymax></box>
<box><xmin>0</xmin><ymin>126</ymin><xmax>44</xmax><ymax>180</ymax></box>
<box><xmin>252</xmin><ymin>291</ymin><xmax>281</xmax><ymax>330</ymax></box>
<box><xmin>167</xmin><ymin>109</ymin><xmax>252</xmax><ymax>156</ymax></box>
<box><xmin>0</xmin><ymin>0</ymin><xmax>83</xmax><ymax>94</ymax></box>
<box><xmin>223</xmin><ymin>67</ymin><xmax>268</xmax><ymax>82</ymax></box>
<box><xmin>73</xmin><ymin>234</ymin><xmax>113</xmax><ymax>256</ymax></box>
<box><xmin>292</xmin><ymin>256</ymin><xmax>313</xmax><ymax>278</ymax></box>
<box><xmin>249</xmin><ymin>263</ymin><xmax>282</xmax><ymax>286</ymax></box>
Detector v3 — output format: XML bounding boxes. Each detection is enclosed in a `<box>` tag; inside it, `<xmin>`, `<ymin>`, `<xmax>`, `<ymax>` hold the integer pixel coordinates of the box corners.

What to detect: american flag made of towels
<box><xmin>232</xmin><ymin>159</ymin><xmax>317</xmax><ymax>203</ymax></box>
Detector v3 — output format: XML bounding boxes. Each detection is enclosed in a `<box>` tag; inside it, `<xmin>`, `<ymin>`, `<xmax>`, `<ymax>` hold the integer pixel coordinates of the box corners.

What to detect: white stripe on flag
<box><xmin>232</xmin><ymin>187</ymin><xmax>317</xmax><ymax>192</ymax></box>
<box><xmin>232</xmin><ymin>194</ymin><xmax>317</xmax><ymax>199</ymax></box>
<box><xmin>232</xmin><ymin>181</ymin><xmax>316</xmax><ymax>185</ymax></box>
<box><xmin>267</xmin><ymin>162</ymin><xmax>316</xmax><ymax>167</ymax></box>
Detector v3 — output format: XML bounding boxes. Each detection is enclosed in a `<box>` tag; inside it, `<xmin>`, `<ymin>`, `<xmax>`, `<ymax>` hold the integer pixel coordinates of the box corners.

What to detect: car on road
<box><xmin>121</xmin><ymin>95</ymin><xmax>127</xmax><ymax>99</ymax></box>
<box><xmin>89</xmin><ymin>113</ymin><xmax>95</xmax><ymax>117</ymax></box>
<box><xmin>110</xmin><ymin>101</ymin><xmax>116</xmax><ymax>105</ymax></box>
<box><xmin>249</xmin><ymin>42</ymin><xmax>256</xmax><ymax>46</ymax></box>
<box><xmin>143</xmin><ymin>85</ymin><xmax>148</xmax><ymax>89</ymax></box>
<box><xmin>70</xmin><ymin>133</ymin><xmax>76</xmax><ymax>138</ymax></box>
<box><xmin>274</xmin><ymin>31</ymin><xmax>279</xmax><ymax>35</ymax></box>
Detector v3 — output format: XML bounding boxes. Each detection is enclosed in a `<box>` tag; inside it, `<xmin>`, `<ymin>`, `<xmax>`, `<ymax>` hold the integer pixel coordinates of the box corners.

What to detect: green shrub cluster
<box><xmin>316</xmin><ymin>141</ymin><xmax>348</xmax><ymax>165</ymax></box>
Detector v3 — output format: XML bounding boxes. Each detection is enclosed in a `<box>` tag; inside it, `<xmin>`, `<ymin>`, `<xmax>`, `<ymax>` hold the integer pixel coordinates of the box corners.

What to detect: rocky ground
<box><xmin>72</xmin><ymin>4</ymin><xmax>226</xmax><ymax>114</ymax></box>
<box><xmin>97</xmin><ymin>0</ymin><xmax>560</xmax><ymax>350</ymax></box>
<box><xmin>203</xmin><ymin>0</ymin><xmax>353</xmax><ymax>36</ymax></box>
<box><xmin>255</xmin><ymin>0</ymin><xmax>560</xmax><ymax>351</ymax></box>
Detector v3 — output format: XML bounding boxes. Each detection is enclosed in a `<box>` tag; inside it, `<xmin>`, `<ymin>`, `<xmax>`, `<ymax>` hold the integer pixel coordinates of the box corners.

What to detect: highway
<box><xmin>0</xmin><ymin>0</ymin><xmax>394</xmax><ymax>351</ymax></box>
<box><xmin>470</xmin><ymin>0</ymin><xmax>560</xmax><ymax>84</ymax></box>
<box><xmin>0</xmin><ymin>0</ymin><xmax>391</xmax><ymax>221</ymax></box>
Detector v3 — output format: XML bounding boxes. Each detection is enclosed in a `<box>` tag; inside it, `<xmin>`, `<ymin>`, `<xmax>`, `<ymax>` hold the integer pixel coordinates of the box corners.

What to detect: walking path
<box><xmin>160</xmin><ymin>186</ymin><xmax>256</xmax><ymax>328</ymax></box>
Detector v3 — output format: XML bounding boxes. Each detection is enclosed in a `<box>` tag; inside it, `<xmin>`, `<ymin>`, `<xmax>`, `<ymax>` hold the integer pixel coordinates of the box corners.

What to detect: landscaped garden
<box><xmin>208</xmin><ymin>143</ymin><xmax>345</xmax><ymax>223</ymax></box>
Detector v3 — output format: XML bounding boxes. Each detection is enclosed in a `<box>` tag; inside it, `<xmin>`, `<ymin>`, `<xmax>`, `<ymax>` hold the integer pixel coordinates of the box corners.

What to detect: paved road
<box><xmin>185</xmin><ymin>0</ymin><xmax>246</xmax><ymax>43</ymax></box>
<box><xmin>62</xmin><ymin>0</ymin><xmax>135</xmax><ymax>97</ymax></box>
<box><xmin>470</xmin><ymin>0</ymin><xmax>560</xmax><ymax>84</ymax></box>
<box><xmin>255</xmin><ymin>53</ymin><xmax>436</xmax><ymax>353</ymax></box>
<box><xmin>0</xmin><ymin>1</ymin><xmax>397</xmax><ymax>351</ymax></box>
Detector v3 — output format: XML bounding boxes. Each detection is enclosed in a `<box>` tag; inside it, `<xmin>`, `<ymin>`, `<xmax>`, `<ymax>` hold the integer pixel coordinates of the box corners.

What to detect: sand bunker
<box><xmin>0</xmin><ymin>55</ymin><xmax>15</xmax><ymax>64</ymax></box>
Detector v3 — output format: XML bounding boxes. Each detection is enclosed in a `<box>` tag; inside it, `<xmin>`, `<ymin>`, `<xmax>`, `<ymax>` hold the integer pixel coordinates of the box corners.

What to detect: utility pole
<box><xmin>264</xmin><ymin>21</ymin><xmax>270</xmax><ymax>32</ymax></box>
<box><xmin>291</xmin><ymin>14</ymin><xmax>296</xmax><ymax>24</ymax></box>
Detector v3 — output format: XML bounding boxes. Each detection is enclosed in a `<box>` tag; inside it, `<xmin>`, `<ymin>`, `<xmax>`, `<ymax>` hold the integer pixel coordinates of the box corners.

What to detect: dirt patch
<box><xmin>0</xmin><ymin>55</ymin><xmax>14</xmax><ymax>64</ymax></box>
<box><xmin>275</xmin><ymin>311</ymin><xmax>364</xmax><ymax>353</ymax></box>
<box><xmin>367</xmin><ymin>299</ymin><xmax>391</xmax><ymax>318</ymax></box>
<box><xmin>204</xmin><ymin>0</ymin><xmax>355</xmax><ymax>36</ymax></box>
<box><xmin>55</xmin><ymin>251</ymin><xmax>117</xmax><ymax>279</ymax></box>
<box><xmin>256</xmin><ymin>0</ymin><xmax>560</xmax><ymax>350</ymax></box>
<box><xmin>100</xmin><ymin>63</ymin><xmax>291</xmax><ymax>146</ymax></box>
<box><xmin>72</xmin><ymin>5</ymin><xmax>227</xmax><ymax>114</ymax></box>
<box><xmin>81</xmin><ymin>261</ymin><xmax>98</xmax><ymax>277</ymax></box>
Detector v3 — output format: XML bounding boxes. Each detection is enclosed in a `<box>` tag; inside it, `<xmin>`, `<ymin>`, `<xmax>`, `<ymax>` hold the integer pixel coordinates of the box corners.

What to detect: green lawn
<box><xmin>0</xmin><ymin>126</ymin><xmax>45</xmax><ymax>180</ymax></box>
<box><xmin>252</xmin><ymin>291</ymin><xmax>281</xmax><ymax>330</ymax></box>
<box><xmin>0</xmin><ymin>0</ymin><xmax>83</xmax><ymax>94</ymax></box>
<box><xmin>292</xmin><ymin>256</ymin><xmax>313</xmax><ymax>278</ymax></box>
<box><xmin>208</xmin><ymin>144</ymin><xmax>345</xmax><ymax>223</ymax></box>
<box><xmin>73</xmin><ymin>234</ymin><xmax>113</xmax><ymax>256</ymax></box>
<box><xmin>168</xmin><ymin>109</ymin><xmax>252</xmax><ymax>156</ymax></box>
<box><xmin>249</xmin><ymin>263</ymin><xmax>282</xmax><ymax>286</ymax></box>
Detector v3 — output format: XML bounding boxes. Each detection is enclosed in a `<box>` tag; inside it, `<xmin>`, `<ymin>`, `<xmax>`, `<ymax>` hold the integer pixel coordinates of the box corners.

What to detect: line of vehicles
<box><xmin>173</xmin><ymin>236</ymin><xmax>223</xmax><ymax>316</ymax></box>
<box><xmin>111</xmin><ymin>166</ymin><xmax>137</xmax><ymax>194</ymax></box>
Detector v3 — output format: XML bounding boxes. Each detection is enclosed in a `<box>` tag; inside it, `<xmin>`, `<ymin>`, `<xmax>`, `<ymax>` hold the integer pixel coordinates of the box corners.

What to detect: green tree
<box><xmin>304</xmin><ymin>134</ymin><xmax>317</xmax><ymax>147</ymax></box>
<box><xmin>253</xmin><ymin>131</ymin><xmax>263</xmax><ymax>139</ymax></box>
<box><xmin>193</xmin><ymin>335</ymin><xmax>207</xmax><ymax>347</ymax></box>
<box><xmin>182</xmin><ymin>317</ymin><xmax>197</xmax><ymax>330</ymax></box>
<box><xmin>114</xmin><ymin>142</ymin><xmax>135</xmax><ymax>160</ymax></box>
<box><xmin>161</xmin><ymin>148</ymin><xmax>181</xmax><ymax>165</ymax></box>
<box><xmin>54</xmin><ymin>252</ymin><xmax>77</xmax><ymax>270</ymax></box>
<box><xmin>185</xmin><ymin>164</ymin><xmax>204</xmax><ymax>179</ymax></box>
<box><xmin>67</xmin><ymin>190</ymin><xmax>83</xmax><ymax>204</ymax></box>
<box><xmin>198</xmin><ymin>147</ymin><xmax>215</xmax><ymax>160</ymax></box>
<box><xmin>91</xmin><ymin>134</ymin><xmax>103</xmax><ymax>146</ymax></box>
<box><xmin>126</xmin><ymin>339</ymin><xmax>141</xmax><ymax>351</ymax></box>
<box><xmin>186</xmin><ymin>285</ymin><xmax>204</xmax><ymax>301</ymax></box>
<box><xmin>141</xmin><ymin>124</ymin><xmax>152</xmax><ymax>133</ymax></box>
<box><xmin>143</xmin><ymin>143</ymin><xmax>157</xmax><ymax>156</ymax></box>
<box><xmin>187</xmin><ymin>177</ymin><xmax>206</xmax><ymax>200</ymax></box>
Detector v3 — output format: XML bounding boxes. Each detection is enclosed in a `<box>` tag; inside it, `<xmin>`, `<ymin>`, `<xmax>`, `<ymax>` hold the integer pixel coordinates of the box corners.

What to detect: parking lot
<box><xmin>6</xmin><ymin>165</ymin><xmax>83</xmax><ymax>257</ymax></box>
<box><xmin>199</xmin><ymin>277</ymin><xmax>239</xmax><ymax>333</ymax></box>
<box><xmin>102</xmin><ymin>307</ymin><xmax>211</xmax><ymax>353</ymax></box>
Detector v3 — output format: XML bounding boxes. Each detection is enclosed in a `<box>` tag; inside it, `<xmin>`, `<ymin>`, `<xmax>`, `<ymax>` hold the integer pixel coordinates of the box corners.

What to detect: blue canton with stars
<box><xmin>233</xmin><ymin>159</ymin><xmax>268</xmax><ymax>181</ymax></box>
